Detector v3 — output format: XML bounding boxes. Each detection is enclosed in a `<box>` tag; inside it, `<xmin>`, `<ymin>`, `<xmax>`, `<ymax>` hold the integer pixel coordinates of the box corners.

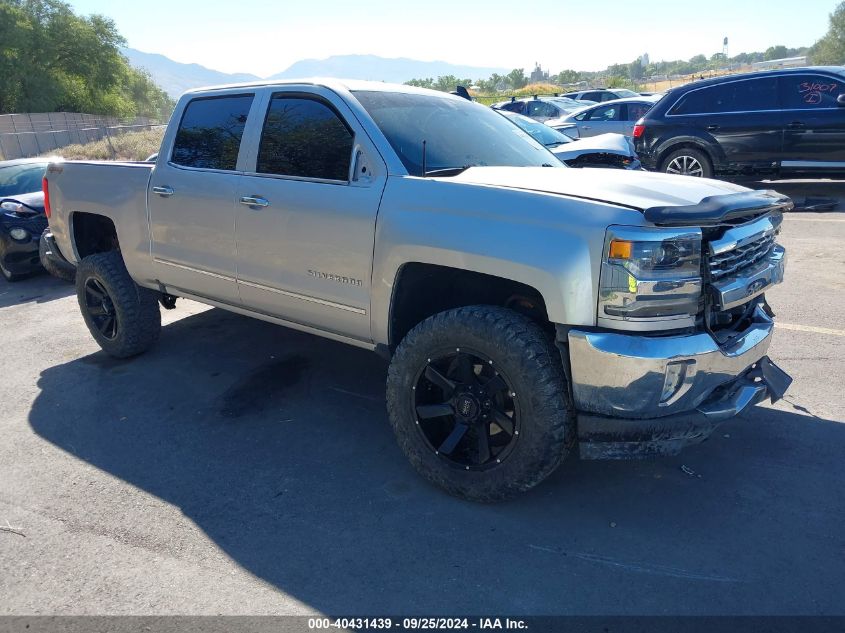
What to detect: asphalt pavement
<box><xmin>1</xmin><ymin>179</ymin><xmax>844</xmax><ymax>616</ymax></box>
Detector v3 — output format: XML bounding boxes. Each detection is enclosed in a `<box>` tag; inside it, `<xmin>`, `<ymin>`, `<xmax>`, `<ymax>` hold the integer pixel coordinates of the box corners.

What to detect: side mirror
<box><xmin>838</xmin><ymin>94</ymin><xmax>845</xmax><ymax>106</ymax></box>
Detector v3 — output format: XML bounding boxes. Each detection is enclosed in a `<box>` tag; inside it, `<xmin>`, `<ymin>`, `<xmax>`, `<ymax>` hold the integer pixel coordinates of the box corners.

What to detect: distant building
<box><xmin>529</xmin><ymin>63</ymin><xmax>550</xmax><ymax>83</ymax></box>
<box><xmin>641</xmin><ymin>53</ymin><xmax>650</xmax><ymax>67</ymax></box>
<box><xmin>752</xmin><ymin>56</ymin><xmax>808</xmax><ymax>70</ymax></box>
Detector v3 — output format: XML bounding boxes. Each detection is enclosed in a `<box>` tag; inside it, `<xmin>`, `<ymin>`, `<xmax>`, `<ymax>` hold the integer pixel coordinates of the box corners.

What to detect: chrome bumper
<box><xmin>567</xmin><ymin>304</ymin><xmax>783</xmax><ymax>419</ymax></box>
<box><xmin>566</xmin><ymin>304</ymin><xmax>792</xmax><ymax>459</ymax></box>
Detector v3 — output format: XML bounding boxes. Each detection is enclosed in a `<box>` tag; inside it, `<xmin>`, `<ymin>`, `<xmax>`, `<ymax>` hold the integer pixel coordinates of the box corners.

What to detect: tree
<box><xmin>505</xmin><ymin>68</ymin><xmax>527</xmax><ymax>90</ymax></box>
<box><xmin>0</xmin><ymin>0</ymin><xmax>173</xmax><ymax>118</ymax></box>
<box><xmin>764</xmin><ymin>45</ymin><xmax>790</xmax><ymax>60</ymax></box>
<box><xmin>810</xmin><ymin>1</ymin><xmax>845</xmax><ymax>65</ymax></box>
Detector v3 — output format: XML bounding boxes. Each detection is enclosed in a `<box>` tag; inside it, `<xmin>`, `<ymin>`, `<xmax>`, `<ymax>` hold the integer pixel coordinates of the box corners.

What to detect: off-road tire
<box><xmin>76</xmin><ymin>251</ymin><xmax>161</xmax><ymax>358</ymax></box>
<box><xmin>386</xmin><ymin>305</ymin><xmax>573</xmax><ymax>502</ymax></box>
<box><xmin>39</xmin><ymin>230</ymin><xmax>76</xmax><ymax>282</ymax></box>
<box><xmin>660</xmin><ymin>147</ymin><xmax>714</xmax><ymax>178</ymax></box>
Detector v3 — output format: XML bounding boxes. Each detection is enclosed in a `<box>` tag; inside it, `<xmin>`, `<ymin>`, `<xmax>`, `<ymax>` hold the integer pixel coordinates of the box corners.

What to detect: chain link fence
<box><xmin>0</xmin><ymin>112</ymin><xmax>164</xmax><ymax>160</ymax></box>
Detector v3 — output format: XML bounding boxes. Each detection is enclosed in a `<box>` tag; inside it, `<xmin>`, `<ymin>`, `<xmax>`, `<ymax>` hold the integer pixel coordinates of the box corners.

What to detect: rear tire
<box><xmin>39</xmin><ymin>230</ymin><xmax>76</xmax><ymax>282</ymax></box>
<box><xmin>386</xmin><ymin>305</ymin><xmax>573</xmax><ymax>502</ymax></box>
<box><xmin>660</xmin><ymin>147</ymin><xmax>713</xmax><ymax>178</ymax></box>
<box><xmin>76</xmin><ymin>251</ymin><xmax>161</xmax><ymax>358</ymax></box>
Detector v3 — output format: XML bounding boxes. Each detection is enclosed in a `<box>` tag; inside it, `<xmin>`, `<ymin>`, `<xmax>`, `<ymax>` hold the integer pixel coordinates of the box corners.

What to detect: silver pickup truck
<box><xmin>44</xmin><ymin>80</ymin><xmax>792</xmax><ymax>501</ymax></box>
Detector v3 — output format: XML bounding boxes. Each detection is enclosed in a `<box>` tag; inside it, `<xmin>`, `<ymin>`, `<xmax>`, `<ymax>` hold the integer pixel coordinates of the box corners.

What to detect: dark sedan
<box><xmin>0</xmin><ymin>158</ymin><xmax>52</xmax><ymax>281</ymax></box>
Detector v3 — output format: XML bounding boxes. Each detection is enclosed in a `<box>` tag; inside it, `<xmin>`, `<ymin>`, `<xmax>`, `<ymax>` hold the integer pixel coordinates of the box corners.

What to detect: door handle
<box><xmin>152</xmin><ymin>185</ymin><xmax>174</xmax><ymax>197</ymax></box>
<box><xmin>787</xmin><ymin>121</ymin><xmax>805</xmax><ymax>129</ymax></box>
<box><xmin>239</xmin><ymin>195</ymin><xmax>270</xmax><ymax>208</ymax></box>
<box><xmin>707</xmin><ymin>125</ymin><xmax>720</xmax><ymax>131</ymax></box>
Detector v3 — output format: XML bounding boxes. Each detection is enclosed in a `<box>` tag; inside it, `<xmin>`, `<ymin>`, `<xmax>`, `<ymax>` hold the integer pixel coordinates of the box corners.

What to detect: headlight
<box><xmin>9</xmin><ymin>227</ymin><xmax>29</xmax><ymax>241</ymax></box>
<box><xmin>598</xmin><ymin>225</ymin><xmax>702</xmax><ymax>331</ymax></box>
<box><xmin>1</xmin><ymin>201</ymin><xmax>23</xmax><ymax>213</ymax></box>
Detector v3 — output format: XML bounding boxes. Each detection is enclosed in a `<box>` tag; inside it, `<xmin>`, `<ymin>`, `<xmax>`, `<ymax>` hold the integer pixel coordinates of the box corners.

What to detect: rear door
<box><xmin>233</xmin><ymin>87</ymin><xmax>386</xmax><ymax>341</ymax></box>
<box><xmin>667</xmin><ymin>77</ymin><xmax>783</xmax><ymax>169</ymax></box>
<box><xmin>149</xmin><ymin>91</ymin><xmax>257</xmax><ymax>304</ymax></box>
<box><xmin>779</xmin><ymin>72</ymin><xmax>845</xmax><ymax>170</ymax></box>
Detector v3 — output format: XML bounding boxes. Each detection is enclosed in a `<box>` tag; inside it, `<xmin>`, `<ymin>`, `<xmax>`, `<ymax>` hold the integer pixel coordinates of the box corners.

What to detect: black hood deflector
<box><xmin>644</xmin><ymin>190</ymin><xmax>793</xmax><ymax>226</ymax></box>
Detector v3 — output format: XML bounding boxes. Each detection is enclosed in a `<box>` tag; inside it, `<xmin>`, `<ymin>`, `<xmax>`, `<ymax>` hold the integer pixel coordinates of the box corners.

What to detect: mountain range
<box><xmin>122</xmin><ymin>48</ymin><xmax>508</xmax><ymax>98</ymax></box>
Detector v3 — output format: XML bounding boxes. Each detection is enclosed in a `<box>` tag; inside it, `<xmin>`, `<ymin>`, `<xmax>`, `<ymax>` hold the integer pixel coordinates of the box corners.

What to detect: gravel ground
<box><xmin>0</xmin><ymin>183</ymin><xmax>843</xmax><ymax>616</ymax></box>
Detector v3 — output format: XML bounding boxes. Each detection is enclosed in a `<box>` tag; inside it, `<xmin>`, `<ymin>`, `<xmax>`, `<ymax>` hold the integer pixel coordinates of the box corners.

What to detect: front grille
<box><xmin>707</xmin><ymin>233</ymin><xmax>776</xmax><ymax>282</ymax></box>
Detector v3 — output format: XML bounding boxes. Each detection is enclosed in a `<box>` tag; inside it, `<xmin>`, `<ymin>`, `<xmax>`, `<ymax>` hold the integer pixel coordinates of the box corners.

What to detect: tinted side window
<box><xmin>587</xmin><ymin>104</ymin><xmax>620</xmax><ymax>121</ymax></box>
<box><xmin>501</xmin><ymin>101</ymin><xmax>525</xmax><ymax>114</ymax></box>
<box><xmin>671</xmin><ymin>78</ymin><xmax>778</xmax><ymax>115</ymax></box>
<box><xmin>781</xmin><ymin>74</ymin><xmax>843</xmax><ymax>109</ymax></box>
<box><xmin>257</xmin><ymin>96</ymin><xmax>354</xmax><ymax>181</ymax></box>
<box><xmin>626</xmin><ymin>102</ymin><xmax>652</xmax><ymax>121</ymax></box>
<box><xmin>526</xmin><ymin>101</ymin><xmax>557</xmax><ymax>118</ymax></box>
<box><xmin>582</xmin><ymin>92</ymin><xmax>603</xmax><ymax>101</ymax></box>
<box><xmin>172</xmin><ymin>95</ymin><xmax>254</xmax><ymax>170</ymax></box>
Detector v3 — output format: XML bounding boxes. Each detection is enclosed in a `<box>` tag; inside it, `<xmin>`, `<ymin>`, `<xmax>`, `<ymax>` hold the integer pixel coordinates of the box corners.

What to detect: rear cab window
<box><xmin>779</xmin><ymin>74</ymin><xmax>844</xmax><ymax>109</ymax></box>
<box><xmin>669</xmin><ymin>77</ymin><xmax>778</xmax><ymax>115</ymax></box>
<box><xmin>171</xmin><ymin>94</ymin><xmax>254</xmax><ymax>170</ymax></box>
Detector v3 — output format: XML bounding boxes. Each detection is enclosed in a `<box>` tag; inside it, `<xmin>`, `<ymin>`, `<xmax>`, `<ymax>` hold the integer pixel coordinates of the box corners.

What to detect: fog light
<box><xmin>9</xmin><ymin>227</ymin><xmax>28</xmax><ymax>241</ymax></box>
<box><xmin>660</xmin><ymin>360</ymin><xmax>695</xmax><ymax>405</ymax></box>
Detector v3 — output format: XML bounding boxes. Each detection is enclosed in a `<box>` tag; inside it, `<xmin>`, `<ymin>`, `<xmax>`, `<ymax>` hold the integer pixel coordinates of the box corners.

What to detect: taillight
<box><xmin>42</xmin><ymin>176</ymin><xmax>51</xmax><ymax>218</ymax></box>
<box><xmin>632</xmin><ymin>124</ymin><xmax>645</xmax><ymax>139</ymax></box>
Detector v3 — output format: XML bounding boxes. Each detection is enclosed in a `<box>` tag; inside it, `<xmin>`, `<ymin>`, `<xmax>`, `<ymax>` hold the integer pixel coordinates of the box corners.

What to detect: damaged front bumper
<box><xmin>563</xmin><ymin>304</ymin><xmax>792</xmax><ymax>459</ymax></box>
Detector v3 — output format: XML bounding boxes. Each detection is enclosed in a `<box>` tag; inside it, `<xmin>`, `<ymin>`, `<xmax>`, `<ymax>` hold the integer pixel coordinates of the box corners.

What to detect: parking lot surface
<box><xmin>1</xmin><ymin>181</ymin><xmax>844</xmax><ymax>615</ymax></box>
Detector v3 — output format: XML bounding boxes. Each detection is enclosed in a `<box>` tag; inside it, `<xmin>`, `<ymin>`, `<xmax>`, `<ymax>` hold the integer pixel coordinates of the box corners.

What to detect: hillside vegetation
<box><xmin>0</xmin><ymin>0</ymin><xmax>173</xmax><ymax>119</ymax></box>
<box><xmin>49</xmin><ymin>128</ymin><xmax>165</xmax><ymax>161</ymax></box>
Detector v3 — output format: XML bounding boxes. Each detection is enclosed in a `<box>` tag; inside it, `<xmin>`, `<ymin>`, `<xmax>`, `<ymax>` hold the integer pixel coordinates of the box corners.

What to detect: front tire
<box><xmin>660</xmin><ymin>147</ymin><xmax>714</xmax><ymax>178</ymax></box>
<box><xmin>76</xmin><ymin>251</ymin><xmax>161</xmax><ymax>358</ymax></box>
<box><xmin>386</xmin><ymin>306</ymin><xmax>573</xmax><ymax>502</ymax></box>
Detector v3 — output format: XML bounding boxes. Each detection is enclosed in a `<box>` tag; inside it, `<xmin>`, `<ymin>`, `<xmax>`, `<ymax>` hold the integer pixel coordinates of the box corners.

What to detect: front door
<box><xmin>149</xmin><ymin>92</ymin><xmax>256</xmax><ymax>304</ymax></box>
<box><xmin>779</xmin><ymin>72</ymin><xmax>845</xmax><ymax>170</ymax></box>
<box><xmin>234</xmin><ymin>87</ymin><xmax>386</xmax><ymax>342</ymax></box>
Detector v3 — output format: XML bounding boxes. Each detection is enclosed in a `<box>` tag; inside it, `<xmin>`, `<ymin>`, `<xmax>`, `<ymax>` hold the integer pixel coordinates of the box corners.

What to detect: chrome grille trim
<box><xmin>706</xmin><ymin>215</ymin><xmax>781</xmax><ymax>283</ymax></box>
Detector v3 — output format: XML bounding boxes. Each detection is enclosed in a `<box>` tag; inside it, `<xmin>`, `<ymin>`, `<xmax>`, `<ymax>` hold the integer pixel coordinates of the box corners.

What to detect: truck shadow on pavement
<box><xmin>28</xmin><ymin>307</ymin><xmax>845</xmax><ymax>614</ymax></box>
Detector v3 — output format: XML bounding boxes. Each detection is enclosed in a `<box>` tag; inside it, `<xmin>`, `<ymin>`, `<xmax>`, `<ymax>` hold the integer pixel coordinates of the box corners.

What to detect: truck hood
<box><xmin>448</xmin><ymin>166</ymin><xmax>749</xmax><ymax>212</ymax></box>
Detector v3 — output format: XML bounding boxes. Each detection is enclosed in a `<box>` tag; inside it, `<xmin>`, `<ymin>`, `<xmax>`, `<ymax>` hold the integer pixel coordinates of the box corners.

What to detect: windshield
<box><xmin>353</xmin><ymin>90</ymin><xmax>557</xmax><ymax>176</ymax></box>
<box><xmin>500</xmin><ymin>112</ymin><xmax>572</xmax><ymax>147</ymax></box>
<box><xmin>613</xmin><ymin>89</ymin><xmax>640</xmax><ymax>98</ymax></box>
<box><xmin>0</xmin><ymin>163</ymin><xmax>47</xmax><ymax>197</ymax></box>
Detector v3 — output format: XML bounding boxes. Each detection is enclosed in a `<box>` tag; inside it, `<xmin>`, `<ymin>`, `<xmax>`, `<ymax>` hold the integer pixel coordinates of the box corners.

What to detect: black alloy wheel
<box><xmin>83</xmin><ymin>277</ymin><xmax>118</xmax><ymax>339</ymax></box>
<box><xmin>413</xmin><ymin>348</ymin><xmax>521</xmax><ymax>470</ymax></box>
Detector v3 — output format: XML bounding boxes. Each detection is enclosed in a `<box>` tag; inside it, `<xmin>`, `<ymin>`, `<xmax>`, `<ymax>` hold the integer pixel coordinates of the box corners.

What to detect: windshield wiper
<box><xmin>424</xmin><ymin>165</ymin><xmax>474</xmax><ymax>177</ymax></box>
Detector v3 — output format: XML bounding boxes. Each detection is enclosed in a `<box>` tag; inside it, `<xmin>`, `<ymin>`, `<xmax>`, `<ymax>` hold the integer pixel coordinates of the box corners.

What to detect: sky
<box><xmin>67</xmin><ymin>0</ymin><xmax>836</xmax><ymax>78</ymax></box>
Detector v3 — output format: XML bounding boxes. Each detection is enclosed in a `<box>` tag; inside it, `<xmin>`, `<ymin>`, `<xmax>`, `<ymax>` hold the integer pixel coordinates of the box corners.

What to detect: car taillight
<box><xmin>632</xmin><ymin>124</ymin><xmax>645</xmax><ymax>139</ymax></box>
<box><xmin>42</xmin><ymin>176</ymin><xmax>51</xmax><ymax>218</ymax></box>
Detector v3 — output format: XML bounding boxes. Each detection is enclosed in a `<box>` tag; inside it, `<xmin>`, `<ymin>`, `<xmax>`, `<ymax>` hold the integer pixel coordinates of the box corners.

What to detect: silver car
<box><xmin>549</xmin><ymin>96</ymin><xmax>661</xmax><ymax>139</ymax></box>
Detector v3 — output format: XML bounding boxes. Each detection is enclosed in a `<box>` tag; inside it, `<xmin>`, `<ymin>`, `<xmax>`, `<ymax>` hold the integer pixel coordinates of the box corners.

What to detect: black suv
<box><xmin>634</xmin><ymin>67</ymin><xmax>845</xmax><ymax>178</ymax></box>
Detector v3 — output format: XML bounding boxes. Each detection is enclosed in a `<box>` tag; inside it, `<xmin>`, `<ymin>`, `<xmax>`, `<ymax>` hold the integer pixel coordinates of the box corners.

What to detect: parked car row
<box><xmin>499</xmin><ymin>111</ymin><xmax>640</xmax><ymax>169</ymax></box>
<box><xmin>549</xmin><ymin>96</ymin><xmax>660</xmax><ymax>138</ymax></box>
